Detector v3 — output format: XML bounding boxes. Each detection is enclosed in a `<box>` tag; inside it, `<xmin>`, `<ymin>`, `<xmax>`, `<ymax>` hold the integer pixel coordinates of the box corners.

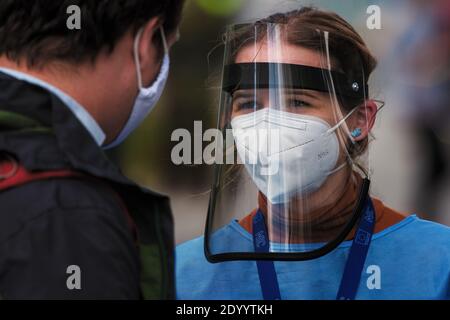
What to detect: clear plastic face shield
<box><xmin>205</xmin><ymin>21</ymin><xmax>374</xmax><ymax>262</ymax></box>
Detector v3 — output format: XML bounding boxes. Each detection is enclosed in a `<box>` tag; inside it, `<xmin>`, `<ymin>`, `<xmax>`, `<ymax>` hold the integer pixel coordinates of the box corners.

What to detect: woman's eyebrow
<box><xmin>232</xmin><ymin>91</ymin><xmax>255</xmax><ymax>99</ymax></box>
<box><xmin>283</xmin><ymin>89</ymin><xmax>317</xmax><ymax>98</ymax></box>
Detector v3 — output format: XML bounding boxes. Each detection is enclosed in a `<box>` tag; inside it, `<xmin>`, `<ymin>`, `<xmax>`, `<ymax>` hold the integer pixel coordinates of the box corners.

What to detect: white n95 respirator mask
<box><xmin>231</xmin><ymin>108</ymin><xmax>355</xmax><ymax>204</ymax></box>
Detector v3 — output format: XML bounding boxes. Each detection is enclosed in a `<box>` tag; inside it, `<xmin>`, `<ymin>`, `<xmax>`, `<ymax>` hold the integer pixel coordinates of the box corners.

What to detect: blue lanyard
<box><xmin>252</xmin><ymin>211</ymin><xmax>282</xmax><ymax>300</ymax></box>
<box><xmin>252</xmin><ymin>197</ymin><xmax>375</xmax><ymax>300</ymax></box>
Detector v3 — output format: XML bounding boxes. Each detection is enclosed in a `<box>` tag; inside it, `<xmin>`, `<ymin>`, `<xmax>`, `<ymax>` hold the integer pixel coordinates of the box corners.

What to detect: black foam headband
<box><xmin>222</xmin><ymin>63</ymin><xmax>368</xmax><ymax>100</ymax></box>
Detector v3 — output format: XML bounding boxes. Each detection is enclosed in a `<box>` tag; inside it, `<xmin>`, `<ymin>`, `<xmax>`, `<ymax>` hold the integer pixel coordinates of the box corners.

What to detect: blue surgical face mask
<box><xmin>104</xmin><ymin>27</ymin><xmax>170</xmax><ymax>149</ymax></box>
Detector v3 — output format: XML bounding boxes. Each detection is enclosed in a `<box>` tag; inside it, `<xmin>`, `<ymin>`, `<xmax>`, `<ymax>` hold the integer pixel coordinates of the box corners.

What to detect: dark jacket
<box><xmin>0</xmin><ymin>71</ymin><xmax>174</xmax><ymax>299</ymax></box>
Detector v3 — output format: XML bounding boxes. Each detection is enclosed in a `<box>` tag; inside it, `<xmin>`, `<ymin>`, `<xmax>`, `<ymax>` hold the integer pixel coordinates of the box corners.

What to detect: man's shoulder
<box><xmin>0</xmin><ymin>176</ymin><xmax>127</xmax><ymax>242</ymax></box>
<box><xmin>0</xmin><ymin>176</ymin><xmax>141</xmax><ymax>299</ymax></box>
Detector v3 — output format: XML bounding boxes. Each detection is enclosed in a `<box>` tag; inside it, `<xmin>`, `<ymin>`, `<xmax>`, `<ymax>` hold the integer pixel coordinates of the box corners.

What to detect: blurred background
<box><xmin>108</xmin><ymin>0</ymin><xmax>450</xmax><ymax>244</ymax></box>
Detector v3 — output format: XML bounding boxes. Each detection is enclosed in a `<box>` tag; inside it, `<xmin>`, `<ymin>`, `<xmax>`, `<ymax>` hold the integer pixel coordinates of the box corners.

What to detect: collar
<box><xmin>239</xmin><ymin>196</ymin><xmax>406</xmax><ymax>241</ymax></box>
<box><xmin>0</xmin><ymin>67</ymin><xmax>105</xmax><ymax>146</ymax></box>
<box><xmin>0</xmin><ymin>71</ymin><xmax>166</xmax><ymax>200</ymax></box>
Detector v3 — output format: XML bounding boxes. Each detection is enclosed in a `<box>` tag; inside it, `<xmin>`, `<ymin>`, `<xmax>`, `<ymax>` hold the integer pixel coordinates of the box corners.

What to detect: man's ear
<box><xmin>352</xmin><ymin>100</ymin><xmax>378</xmax><ymax>141</ymax></box>
<box><xmin>135</xmin><ymin>17</ymin><xmax>162</xmax><ymax>75</ymax></box>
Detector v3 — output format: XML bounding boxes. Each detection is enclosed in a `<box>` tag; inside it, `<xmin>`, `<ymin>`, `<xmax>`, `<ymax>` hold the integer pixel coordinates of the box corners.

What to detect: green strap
<box><xmin>0</xmin><ymin>110</ymin><xmax>52</xmax><ymax>133</ymax></box>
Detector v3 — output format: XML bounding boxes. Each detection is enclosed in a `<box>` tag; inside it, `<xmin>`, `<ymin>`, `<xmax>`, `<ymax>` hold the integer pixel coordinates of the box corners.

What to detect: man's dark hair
<box><xmin>0</xmin><ymin>0</ymin><xmax>185</xmax><ymax>67</ymax></box>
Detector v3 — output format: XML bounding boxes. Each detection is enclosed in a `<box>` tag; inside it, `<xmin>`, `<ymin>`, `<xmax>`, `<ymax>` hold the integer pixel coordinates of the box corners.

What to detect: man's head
<box><xmin>0</xmin><ymin>0</ymin><xmax>185</xmax><ymax>145</ymax></box>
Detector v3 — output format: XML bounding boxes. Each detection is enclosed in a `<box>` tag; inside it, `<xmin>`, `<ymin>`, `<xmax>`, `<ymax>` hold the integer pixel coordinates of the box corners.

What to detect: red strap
<box><xmin>0</xmin><ymin>159</ymin><xmax>83</xmax><ymax>191</ymax></box>
<box><xmin>0</xmin><ymin>155</ymin><xmax>138</xmax><ymax>243</ymax></box>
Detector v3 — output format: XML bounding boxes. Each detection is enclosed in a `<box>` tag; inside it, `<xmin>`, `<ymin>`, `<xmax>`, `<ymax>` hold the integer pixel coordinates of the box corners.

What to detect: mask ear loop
<box><xmin>133</xmin><ymin>28</ymin><xmax>145</xmax><ymax>90</ymax></box>
<box><xmin>133</xmin><ymin>26</ymin><xmax>169</xmax><ymax>91</ymax></box>
<box><xmin>159</xmin><ymin>26</ymin><xmax>169</xmax><ymax>55</ymax></box>
<box><xmin>324</xmin><ymin>106</ymin><xmax>359</xmax><ymax>175</ymax></box>
<box><xmin>326</xmin><ymin>106</ymin><xmax>359</xmax><ymax>137</ymax></box>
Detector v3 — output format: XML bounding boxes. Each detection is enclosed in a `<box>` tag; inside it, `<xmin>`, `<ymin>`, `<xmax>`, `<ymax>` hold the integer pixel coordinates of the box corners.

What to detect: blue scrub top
<box><xmin>176</xmin><ymin>215</ymin><xmax>450</xmax><ymax>300</ymax></box>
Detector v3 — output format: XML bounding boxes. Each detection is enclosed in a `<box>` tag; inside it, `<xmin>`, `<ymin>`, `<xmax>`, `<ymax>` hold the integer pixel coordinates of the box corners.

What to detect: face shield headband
<box><xmin>222</xmin><ymin>62</ymin><xmax>369</xmax><ymax>101</ymax></box>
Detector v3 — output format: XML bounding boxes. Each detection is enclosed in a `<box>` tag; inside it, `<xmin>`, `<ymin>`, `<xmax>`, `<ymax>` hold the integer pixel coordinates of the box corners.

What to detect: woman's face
<box><xmin>231</xmin><ymin>41</ymin><xmax>341</xmax><ymax>126</ymax></box>
<box><xmin>230</xmin><ymin>40</ymin><xmax>367</xmax><ymax>208</ymax></box>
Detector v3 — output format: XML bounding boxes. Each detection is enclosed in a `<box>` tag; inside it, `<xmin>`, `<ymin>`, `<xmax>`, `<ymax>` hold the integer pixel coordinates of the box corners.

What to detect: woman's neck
<box><xmin>259</xmin><ymin>165</ymin><xmax>362</xmax><ymax>243</ymax></box>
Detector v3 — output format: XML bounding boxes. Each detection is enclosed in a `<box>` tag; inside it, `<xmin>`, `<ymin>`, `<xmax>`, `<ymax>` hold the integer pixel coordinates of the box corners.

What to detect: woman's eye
<box><xmin>288</xmin><ymin>99</ymin><xmax>311</xmax><ymax>108</ymax></box>
<box><xmin>236</xmin><ymin>100</ymin><xmax>257</xmax><ymax>110</ymax></box>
